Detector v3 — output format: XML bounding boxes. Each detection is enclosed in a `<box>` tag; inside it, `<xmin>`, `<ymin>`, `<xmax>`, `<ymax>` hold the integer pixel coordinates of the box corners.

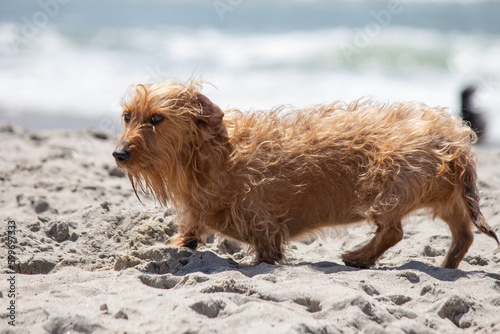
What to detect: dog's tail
<box><xmin>463</xmin><ymin>163</ymin><xmax>499</xmax><ymax>247</ymax></box>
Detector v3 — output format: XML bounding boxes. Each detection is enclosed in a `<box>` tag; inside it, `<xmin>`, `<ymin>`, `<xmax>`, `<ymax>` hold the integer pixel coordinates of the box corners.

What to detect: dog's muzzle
<box><xmin>113</xmin><ymin>147</ymin><xmax>130</xmax><ymax>164</ymax></box>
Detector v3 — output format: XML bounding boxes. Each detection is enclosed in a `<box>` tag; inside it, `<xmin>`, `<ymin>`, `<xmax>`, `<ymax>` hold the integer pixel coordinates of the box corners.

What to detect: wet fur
<box><xmin>114</xmin><ymin>81</ymin><xmax>499</xmax><ymax>269</ymax></box>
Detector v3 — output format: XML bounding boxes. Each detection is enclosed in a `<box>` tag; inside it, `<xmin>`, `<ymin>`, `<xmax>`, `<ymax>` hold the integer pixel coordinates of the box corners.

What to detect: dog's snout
<box><xmin>113</xmin><ymin>149</ymin><xmax>130</xmax><ymax>164</ymax></box>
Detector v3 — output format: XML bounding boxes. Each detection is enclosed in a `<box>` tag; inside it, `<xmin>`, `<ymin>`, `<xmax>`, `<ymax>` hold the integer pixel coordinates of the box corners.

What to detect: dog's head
<box><xmin>112</xmin><ymin>81</ymin><xmax>225</xmax><ymax>203</ymax></box>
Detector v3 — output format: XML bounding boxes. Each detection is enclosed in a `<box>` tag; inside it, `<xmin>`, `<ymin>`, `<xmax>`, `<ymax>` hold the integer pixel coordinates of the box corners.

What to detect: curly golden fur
<box><xmin>113</xmin><ymin>80</ymin><xmax>499</xmax><ymax>269</ymax></box>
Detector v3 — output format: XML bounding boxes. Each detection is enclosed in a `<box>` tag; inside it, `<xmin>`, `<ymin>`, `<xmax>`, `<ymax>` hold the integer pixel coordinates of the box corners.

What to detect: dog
<box><xmin>113</xmin><ymin>81</ymin><xmax>499</xmax><ymax>269</ymax></box>
<box><xmin>460</xmin><ymin>85</ymin><xmax>486</xmax><ymax>142</ymax></box>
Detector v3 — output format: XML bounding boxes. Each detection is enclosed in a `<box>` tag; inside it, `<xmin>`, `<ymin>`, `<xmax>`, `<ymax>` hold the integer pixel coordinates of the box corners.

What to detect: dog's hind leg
<box><xmin>342</xmin><ymin>218</ymin><xmax>404</xmax><ymax>269</ymax></box>
<box><xmin>255</xmin><ymin>246</ymin><xmax>284</xmax><ymax>265</ymax></box>
<box><xmin>438</xmin><ymin>203</ymin><xmax>474</xmax><ymax>269</ymax></box>
<box><xmin>253</xmin><ymin>229</ymin><xmax>287</xmax><ymax>265</ymax></box>
<box><xmin>437</xmin><ymin>163</ymin><xmax>497</xmax><ymax>269</ymax></box>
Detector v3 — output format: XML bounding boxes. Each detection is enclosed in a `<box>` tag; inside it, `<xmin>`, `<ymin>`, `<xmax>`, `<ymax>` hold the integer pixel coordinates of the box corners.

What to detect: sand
<box><xmin>1</xmin><ymin>122</ymin><xmax>500</xmax><ymax>333</ymax></box>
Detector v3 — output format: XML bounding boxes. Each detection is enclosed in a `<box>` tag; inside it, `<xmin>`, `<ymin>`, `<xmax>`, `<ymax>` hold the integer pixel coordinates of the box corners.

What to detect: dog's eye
<box><xmin>150</xmin><ymin>114</ymin><xmax>164</xmax><ymax>125</ymax></box>
<box><xmin>123</xmin><ymin>114</ymin><xmax>131</xmax><ymax>124</ymax></box>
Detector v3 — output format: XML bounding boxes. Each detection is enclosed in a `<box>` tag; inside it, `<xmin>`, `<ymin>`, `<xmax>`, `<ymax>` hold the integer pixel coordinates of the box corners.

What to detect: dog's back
<box><xmin>224</xmin><ymin>101</ymin><xmax>473</xmax><ymax>226</ymax></box>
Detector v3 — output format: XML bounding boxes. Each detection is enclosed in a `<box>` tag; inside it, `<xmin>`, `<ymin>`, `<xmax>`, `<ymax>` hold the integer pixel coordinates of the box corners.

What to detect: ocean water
<box><xmin>1</xmin><ymin>0</ymin><xmax>500</xmax><ymax>144</ymax></box>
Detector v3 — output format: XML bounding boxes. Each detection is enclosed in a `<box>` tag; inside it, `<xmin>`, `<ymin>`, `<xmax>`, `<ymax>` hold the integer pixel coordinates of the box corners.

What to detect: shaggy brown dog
<box><xmin>113</xmin><ymin>81</ymin><xmax>499</xmax><ymax>269</ymax></box>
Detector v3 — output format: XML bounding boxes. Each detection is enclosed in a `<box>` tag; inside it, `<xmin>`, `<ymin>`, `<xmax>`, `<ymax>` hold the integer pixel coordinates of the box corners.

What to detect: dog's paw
<box><xmin>342</xmin><ymin>260</ymin><xmax>371</xmax><ymax>269</ymax></box>
<box><xmin>170</xmin><ymin>235</ymin><xmax>198</xmax><ymax>249</ymax></box>
<box><xmin>184</xmin><ymin>239</ymin><xmax>198</xmax><ymax>249</ymax></box>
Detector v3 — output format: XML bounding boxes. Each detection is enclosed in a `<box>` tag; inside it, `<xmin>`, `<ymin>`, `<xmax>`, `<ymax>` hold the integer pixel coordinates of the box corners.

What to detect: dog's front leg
<box><xmin>170</xmin><ymin>233</ymin><xmax>199</xmax><ymax>249</ymax></box>
<box><xmin>170</xmin><ymin>214</ymin><xmax>204</xmax><ymax>249</ymax></box>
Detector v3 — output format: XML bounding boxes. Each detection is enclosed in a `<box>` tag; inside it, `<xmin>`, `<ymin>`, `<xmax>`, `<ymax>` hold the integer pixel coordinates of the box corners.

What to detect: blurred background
<box><xmin>1</xmin><ymin>0</ymin><xmax>499</xmax><ymax>144</ymax></box>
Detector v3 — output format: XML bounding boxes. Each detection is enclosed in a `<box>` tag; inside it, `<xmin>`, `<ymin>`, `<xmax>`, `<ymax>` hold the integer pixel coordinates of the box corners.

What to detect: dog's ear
<box><xmin>193</xmin><ymin>92</ymin><xmax>224</xmax><ymax>127</ymax></box>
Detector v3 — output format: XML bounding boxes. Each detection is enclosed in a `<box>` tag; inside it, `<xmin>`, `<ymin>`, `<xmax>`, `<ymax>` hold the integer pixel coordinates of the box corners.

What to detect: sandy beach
<box><xmin>2</xmin><ymin>0</ymin><xmax>500</xmax><ymax>333</ymax></box>
<box><xmin>1</xmin><ymin>122</ymin><xmax>500</xmax><ymax>333</ymax></box>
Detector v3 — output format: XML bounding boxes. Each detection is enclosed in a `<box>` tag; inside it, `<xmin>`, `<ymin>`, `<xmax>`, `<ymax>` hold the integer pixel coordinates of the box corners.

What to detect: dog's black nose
<box><xmin>113</xmin><ymin>149</ymin><xmax>130</xmax><ymax>164</ymax></box>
